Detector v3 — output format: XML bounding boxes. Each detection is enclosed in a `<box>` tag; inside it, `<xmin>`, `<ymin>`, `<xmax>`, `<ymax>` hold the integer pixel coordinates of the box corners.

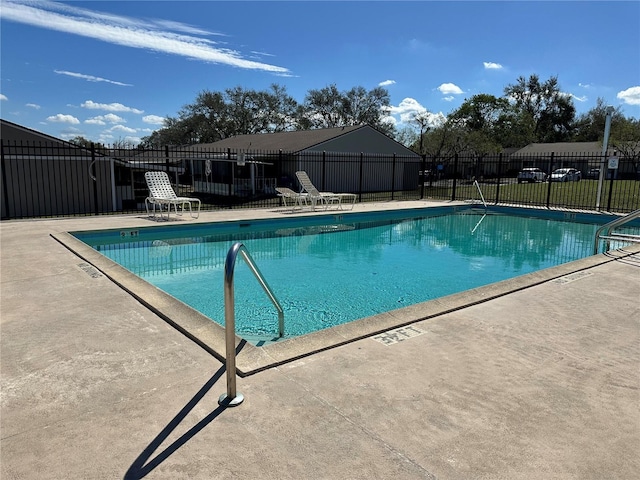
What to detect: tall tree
<box><xmin>409</xmin><ymin>111</ymin><xmax>445</xmax><ymax>154</ymax></box>
<box><xmin>504</xmin><ymin>75</ymin><xmax>576</xmax><ymax>142</ymax></box>
<box><xmin>140</xmin><ymin>84</ymin><xmax>301</xmax><ymax>147</ymax></box>
<box><xmin>572</xmin><ymin>98</ymin><xmax>627</xmax><ymax>142</ymax></box>
<box><xmin>448</xmin><ymin>94</ymin><xmax>511</xmax><ymax>154</ymax></box>
<box><xmin>300</xmin><ymin>84</ymin><xmax>395</xmax><ymax>135</ymax></box>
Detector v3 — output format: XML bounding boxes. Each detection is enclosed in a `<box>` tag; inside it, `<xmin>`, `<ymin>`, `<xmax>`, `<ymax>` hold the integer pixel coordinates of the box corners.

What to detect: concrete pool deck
<box><xmin>1</xmin><ymin>201</ymin><xmax>639</xmax><ymax>479</ymax></box>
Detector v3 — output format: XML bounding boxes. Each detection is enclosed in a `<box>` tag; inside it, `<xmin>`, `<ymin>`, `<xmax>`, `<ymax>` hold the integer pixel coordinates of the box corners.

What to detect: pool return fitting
<box><xmin>219</xmin><ymin>242</ymin><xmax>285</xmax><ymax>407</ymax></box>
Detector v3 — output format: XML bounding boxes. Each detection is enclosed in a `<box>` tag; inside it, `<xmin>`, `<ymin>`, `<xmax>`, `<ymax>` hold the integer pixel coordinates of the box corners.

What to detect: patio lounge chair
<box><xmin>275</xmin><ymin>187</ymin><xmax>308</xmax><ymax>211</ymax></box>
<box><xmin>144</xmin><ymin>171</ymin><xmax>201</xmax><ymax>219</ymax></box>
<box><xmin>295</xmin><ymin>171</ymin><xmax>356</xmax><ymax>210</ymax></box>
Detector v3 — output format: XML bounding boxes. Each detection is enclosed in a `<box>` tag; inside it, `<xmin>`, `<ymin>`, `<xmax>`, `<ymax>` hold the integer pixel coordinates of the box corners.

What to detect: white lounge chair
<box><xmin>144</xmin><ymin>171</ymin><xmax>201</xmax><ymax>220</ymax></box>
<box><xmin>295</xmin><ymin>171</ymin><xmax>356</xmax><ymax>210</ymax></box>
<box><xmin>275</xmin><ymin>187</ymin><xmax>308</xmax><ymax>211</ymax></box>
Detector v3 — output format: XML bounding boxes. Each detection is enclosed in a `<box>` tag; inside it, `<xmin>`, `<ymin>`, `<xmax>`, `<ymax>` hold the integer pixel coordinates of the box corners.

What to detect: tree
<box><xmin>68</xmin><ymin>136</ymin><xmax>108</xmax><ymax>151</ymax></box>
<box><xmin>611</xmin><ymin>117</ymin><xmax>640</xmax><ymax>178</ymax></box>
<box><xmin>448</xmin><ymin>94</ymin><xmax>511</xmax><ymax>155</ymax></box>
<box><xmin>572</xmin><ymin>98</ymin><xmax>627</xmax><ymax>142</ymax></box>
<box><xmin>504</xmin><ymin>75</ymin><xmax>576</xmax><ymax>142</ymax></box>
<box><xmin>140</xmin><ymin>84</ymin><xmax>301</xmax><ymax>147</ymax></box>
<box><xmin>68</xmin><ymin>136</ymin><xmax>94</xmax><ymax>148</ymax></box>
<box><xmin>300</xmin><ymin>84</ymin><xmax>395</xmax><ymax>135</ymax></box>
<box><xmin>420</xmin><ymin>120</ymin><xmax>467</xmax><ymax>164</ymax></box>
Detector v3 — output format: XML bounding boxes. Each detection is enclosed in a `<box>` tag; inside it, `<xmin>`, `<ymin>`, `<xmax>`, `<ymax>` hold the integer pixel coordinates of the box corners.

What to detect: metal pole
<box><xmin>110</xmin><ymin>158</ymin><xmax>117</xmax><ymax>212</ymax></box>
<box><xmin>596</xmin><ymin>106</ymin><xmax>614</xmax><ymax>210</ymax></box>
<box><xmin>219</xmin><ymin>242</ymin><xmax>284</xmax><ymax>407</ymax></box>
<box><xmin>219</xmin><ymin>243</ymin><xmax>245</xmax><ymax>407</ymax></box>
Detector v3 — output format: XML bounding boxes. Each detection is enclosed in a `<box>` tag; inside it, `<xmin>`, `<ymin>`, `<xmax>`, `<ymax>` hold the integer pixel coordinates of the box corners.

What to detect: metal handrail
<box><xmin>593</xmin><ymin>208</ymin><xmax>640</xmax><ymax>254</ymax></box>
<box><xmin>218</xmin><ymin>242</ymin><xmax>284</xmax><ymax>407</ymax></box>
<box><xmin>473</xmin><ymin>180</ymin><xmax>487</xmax><ymax>209</ymax></box>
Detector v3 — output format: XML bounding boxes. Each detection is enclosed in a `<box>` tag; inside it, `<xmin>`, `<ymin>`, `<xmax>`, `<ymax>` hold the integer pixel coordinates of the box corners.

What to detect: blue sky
<box><xmin>1</xmin><ymin>0</ymin><xmax>639</xmax><ymax>145</ymax></box>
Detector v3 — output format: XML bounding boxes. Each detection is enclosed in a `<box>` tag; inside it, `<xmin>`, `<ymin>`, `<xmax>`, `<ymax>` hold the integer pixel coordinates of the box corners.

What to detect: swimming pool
<box><xmin>71</xmin><ymin>205</ymin><xmax>639</xmax><ymax>345</ymax></box>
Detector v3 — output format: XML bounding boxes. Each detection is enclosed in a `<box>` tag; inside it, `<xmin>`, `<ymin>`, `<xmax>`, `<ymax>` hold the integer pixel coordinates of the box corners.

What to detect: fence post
<box><xmin>391</xmin><ymin>153</ymin><xmax>396</xmax><ymax>200</ymax></box>
<box><xmin>227</xmin><ymin>147</ymin><xmax>233</xmax><ymax>200</ymax></box>
<box><xmin>546</xmin><ymin>152</ymin><xmax>554</xmax><ymax>208</ymax></box>
<box><xmin>420</xmin><ymin>154</ymin><xmax>426</xmax><ymax>199</ymax></box>
<box><xmin>606</xmin><ymin>170</ymin><xmax>615</xmax><ymax>212</ymax></box>
<box><xmin>1</xmin><ymin>140</ymin><xmax>9</xmax><ymax>219</ymax></box>
<box><xmin>91</xmin><ymin>143</ymin><xmax>99</xmax><ymax>215</ymax></box>
<box><xmin>495</xmin><ymin>152</ymin><xmax>503</xmax><ymax>205</ymax></box>
<box><xmin>321</xmin><ymin>151</ymin><xmax>326</xmax><ymax>191</ymax></box>
<box><xmin>164</xmin><ymin>145</ymin><xmax>170</xmax><ymax>175</ymax></box>
<box><xmin>358</xmin><ymin>152</ymin><xmax>364</xmax><ymax>202</ymax></box>
<box><xmin>451</xmin><ymin>154</ymin><xmax>459</xmax><ymax>201</ymax></box>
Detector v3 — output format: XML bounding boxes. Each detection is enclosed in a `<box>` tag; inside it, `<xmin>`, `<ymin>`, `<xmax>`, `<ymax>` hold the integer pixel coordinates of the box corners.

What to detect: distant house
<box><xmin>510</xmin><ymin>142</ymin><xmax>612</xmax><ymax>169</ymax></box>
<box><xmin>199</xmin><ymin>124</ymin><xmax>422</xmax><ymax>193</ymax></box>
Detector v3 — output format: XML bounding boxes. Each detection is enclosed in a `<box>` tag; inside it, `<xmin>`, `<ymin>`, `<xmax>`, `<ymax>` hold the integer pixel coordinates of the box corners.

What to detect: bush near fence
<box><xmin>2</xmin><ymin>141</ymin><xmax>639</xmax><ymax>219</ymax></box>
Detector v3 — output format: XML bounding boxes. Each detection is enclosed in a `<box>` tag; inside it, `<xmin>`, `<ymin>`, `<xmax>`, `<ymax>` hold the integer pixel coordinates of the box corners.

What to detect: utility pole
<box><xmin>596</xmin><ymin>106</ymin><xmax>614</xmax><ymax>211</ymax></box>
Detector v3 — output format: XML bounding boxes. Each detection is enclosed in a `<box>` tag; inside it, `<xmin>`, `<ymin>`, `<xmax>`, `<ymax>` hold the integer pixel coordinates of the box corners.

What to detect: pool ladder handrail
<box><xmin>473</xmin><ymin>180</ymin><xmax>488</xmax><ymax>209</ymax></box>
<box><xmin>593</xmin><ymin>208</ymin><xmax>640</xmax><ymax>254</ymax></box>
<box><xmin>219</xmin><ymin>242</ymin><xmax>284</xmax><ymax>407</ymax></box>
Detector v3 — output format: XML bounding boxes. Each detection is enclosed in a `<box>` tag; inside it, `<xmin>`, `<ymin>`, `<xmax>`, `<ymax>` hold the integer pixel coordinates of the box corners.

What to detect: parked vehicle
<box><xmin>585</xmin><ymin>168</ymin><xmax>613</xmax><ymax>180</ymax></box>
<box><xmin>550</xmin><ymin>168</ymin><xmax>581</xmax><ymax>182</ymax></box>
<box><xmin>517</xmin><ymin>168</ymin><xmax>547</xmax><ymax>183</ymax></box>
<box><xmin>585</xmin><ymin>168</ymin><xmax>600</xmax><ymax>179</ymax></box>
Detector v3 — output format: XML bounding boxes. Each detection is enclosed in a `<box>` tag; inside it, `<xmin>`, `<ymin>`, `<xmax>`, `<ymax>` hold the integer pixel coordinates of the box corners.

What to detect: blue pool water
<box><xmin>74</xmin><ymin>207</ymin><xmax>638</xmax><ymax>340</ymax></box>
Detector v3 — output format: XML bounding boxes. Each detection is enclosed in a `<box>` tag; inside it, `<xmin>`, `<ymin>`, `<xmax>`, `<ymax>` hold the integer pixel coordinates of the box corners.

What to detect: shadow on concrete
<box><xmin>123</xmin><ymin>365</ymin><xmax>227</xmax><ymax>479</ymax></box>
<box><xmin>123</xmin><ymin>339</ymin><xmax>249</xmax><ymax>479</ymax></box>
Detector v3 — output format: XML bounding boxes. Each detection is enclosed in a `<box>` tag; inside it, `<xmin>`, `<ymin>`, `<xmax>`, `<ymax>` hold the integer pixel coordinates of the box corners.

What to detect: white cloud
<box><xmin>617</xmin><ymin>86</ymin><xmax>640</xmax><ymax>106</ymax></box>
<box><xmin>59</xmin><ymin>130</ymin><xmax>83</xmax><ymax>140</ymax></box>
<box><xmin>437</xmin><ymin>83</ymin><xmax>464</xmax><ymax>95</ymax></box>
<box><xmin>142</xmin><ymin>115</ymin><xmax>166</xmax><ymax>125</ymax></box>
<box><xmin>81</xmin><ymin>100</ymin><xmax>143</xmax><ymax>114</ymax></box>
<box><xmin>387</xmin><ymin>98</ymin><xmax>427</xmax><ymax>123</ymax></box>
<box><xmin>85</xmin><ymin>113</ymin><xmax>125</xmax><ymax>125</ymax></box>
<box><xmin>379</xmin><ymin>80</ymin><xmax>396</xmax><ymax>87</ymax></box>
<box><xmin>569</xmin><ymin>94</ymin><xmax>588</xmax><ymax>103</ymax></box>
<box><xmin>26</xmin><ymin>103</ymin><xmax>41</xmax><ymax>109</ymax></box>
<box><xmin>109</xmin><ymin>125</ymin><xmax>137</xmax><ymax>134</ymax></box>
<box><xmin>1</xmin><ymin>0</ymin><xmax>290</xmax><ymax>74</ymax></box>
<box><xmin>443</xmin><ymin>96</ymin><xmax>455</xmax><ymax>102</ymax></box>
<box><xmin>54</xmin><ymin>70</ymin><xmax>132</xmax><ymax>86</ymax></box>
<box><xmin>123</xmin><ymin>136</ymin><xmax>141</xmax><ymax>145</ymax></box>
<box><xmin>483</xmin><ymin>62</ymin><xmax>503</xmax><ymax>70</ymax></box>
<box><xmin>46</xmin><ymin>114</ymin><xmax>80</xmax><ymax>124</ymax></box>
<box><xmin>578</xmin><ymin>83</ymin><xmax>592</xmax><ymax>89</ymax></box>
<box><xmin>387</xmin><ymin>98</ymin><xmax>446</xmax><ymax>127</ymax></box>
<box><xmin>0</xmin><ymin>94</ymin><xmax>7</xmax><ymax>101</ymax></box>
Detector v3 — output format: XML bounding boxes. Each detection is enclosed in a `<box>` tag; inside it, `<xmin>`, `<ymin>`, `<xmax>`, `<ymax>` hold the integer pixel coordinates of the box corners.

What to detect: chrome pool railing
<box><xmin>219</xmin><ymin>242</ymin><xmax>284</xmax><ymax>407</ymax></box>
<box><xmin>473</xmin><ymin>180</ymin><xmax>487</xmax><ymax>209</ymax></box>
<box><xmin>593</xmin><ymin>208</ymin><xmax>640</xmax><ymax>254</ymax></box>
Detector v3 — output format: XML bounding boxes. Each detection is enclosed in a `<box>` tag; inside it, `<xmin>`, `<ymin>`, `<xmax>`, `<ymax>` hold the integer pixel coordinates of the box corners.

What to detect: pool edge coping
<box><xmin>51</xmin><ymin>207</ymin><xmax>640</xmax><ymax>376</ymax></box>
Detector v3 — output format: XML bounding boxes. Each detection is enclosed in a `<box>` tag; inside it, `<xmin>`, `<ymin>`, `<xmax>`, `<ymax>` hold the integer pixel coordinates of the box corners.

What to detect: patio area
<box><xmin>1</xmin><ymin>201</ymin><xmax>639</xmax><ymax>479</ymax></box>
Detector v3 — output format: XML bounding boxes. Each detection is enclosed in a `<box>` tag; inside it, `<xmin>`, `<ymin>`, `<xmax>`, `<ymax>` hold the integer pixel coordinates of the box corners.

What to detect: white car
<box><xmin>517</xmin><ymin>168</ymin><xmax>547</xmax><ymax>183</ymax></box>
<box><xmin>550</xmin><ymin>168</ymin><xmax>581</xmax><ymax>182</ymax></box>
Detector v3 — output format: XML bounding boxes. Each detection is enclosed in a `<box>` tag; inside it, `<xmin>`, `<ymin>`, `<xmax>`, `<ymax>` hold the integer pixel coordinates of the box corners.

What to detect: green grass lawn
<box><xmin>198</xmin><ymin>179</ymin><xmax>639</xmax><ymax>214</ymax></box>
<box><xmin>426</xmin><ymin>179</ymin><xmax>640</xmax><ymax>213</ymax></box>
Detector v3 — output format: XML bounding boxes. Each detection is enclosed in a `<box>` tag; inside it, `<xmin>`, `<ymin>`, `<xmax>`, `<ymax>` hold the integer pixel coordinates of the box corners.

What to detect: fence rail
<box><xmin>2</xmin><ymin>140</ymin><xmax>639</xmax><ymax>219</ymax></box>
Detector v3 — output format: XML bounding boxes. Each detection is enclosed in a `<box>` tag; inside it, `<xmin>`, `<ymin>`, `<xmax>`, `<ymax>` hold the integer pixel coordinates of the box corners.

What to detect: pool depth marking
<box><xmin>373</xmin><ymin>325</ymin><xmax>425</xmax><ymax>346</ymax></box>
<box><xmin>552</xmin><ymin>270</ymin><xmax>593</xmax><ymax>285</ymax></box>
<box><xmin>77</xmin><ymin>262</ymin><xmax>102</xmax><ymax>278</ymax></box>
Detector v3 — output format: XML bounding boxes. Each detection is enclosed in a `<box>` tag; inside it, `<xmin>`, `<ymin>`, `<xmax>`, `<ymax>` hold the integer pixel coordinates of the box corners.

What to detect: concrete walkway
<box><xmin>1</xmin><ymin>202</ymin><xmax>639</xmax><ymax>479</ymax></box>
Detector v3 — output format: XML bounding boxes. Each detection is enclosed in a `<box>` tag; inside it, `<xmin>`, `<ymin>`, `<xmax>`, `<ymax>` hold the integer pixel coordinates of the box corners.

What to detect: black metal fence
<box><xmin>2</xmin><ymin>140</ymin><xmax>639</xmax><ymax>219</ymax></box>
